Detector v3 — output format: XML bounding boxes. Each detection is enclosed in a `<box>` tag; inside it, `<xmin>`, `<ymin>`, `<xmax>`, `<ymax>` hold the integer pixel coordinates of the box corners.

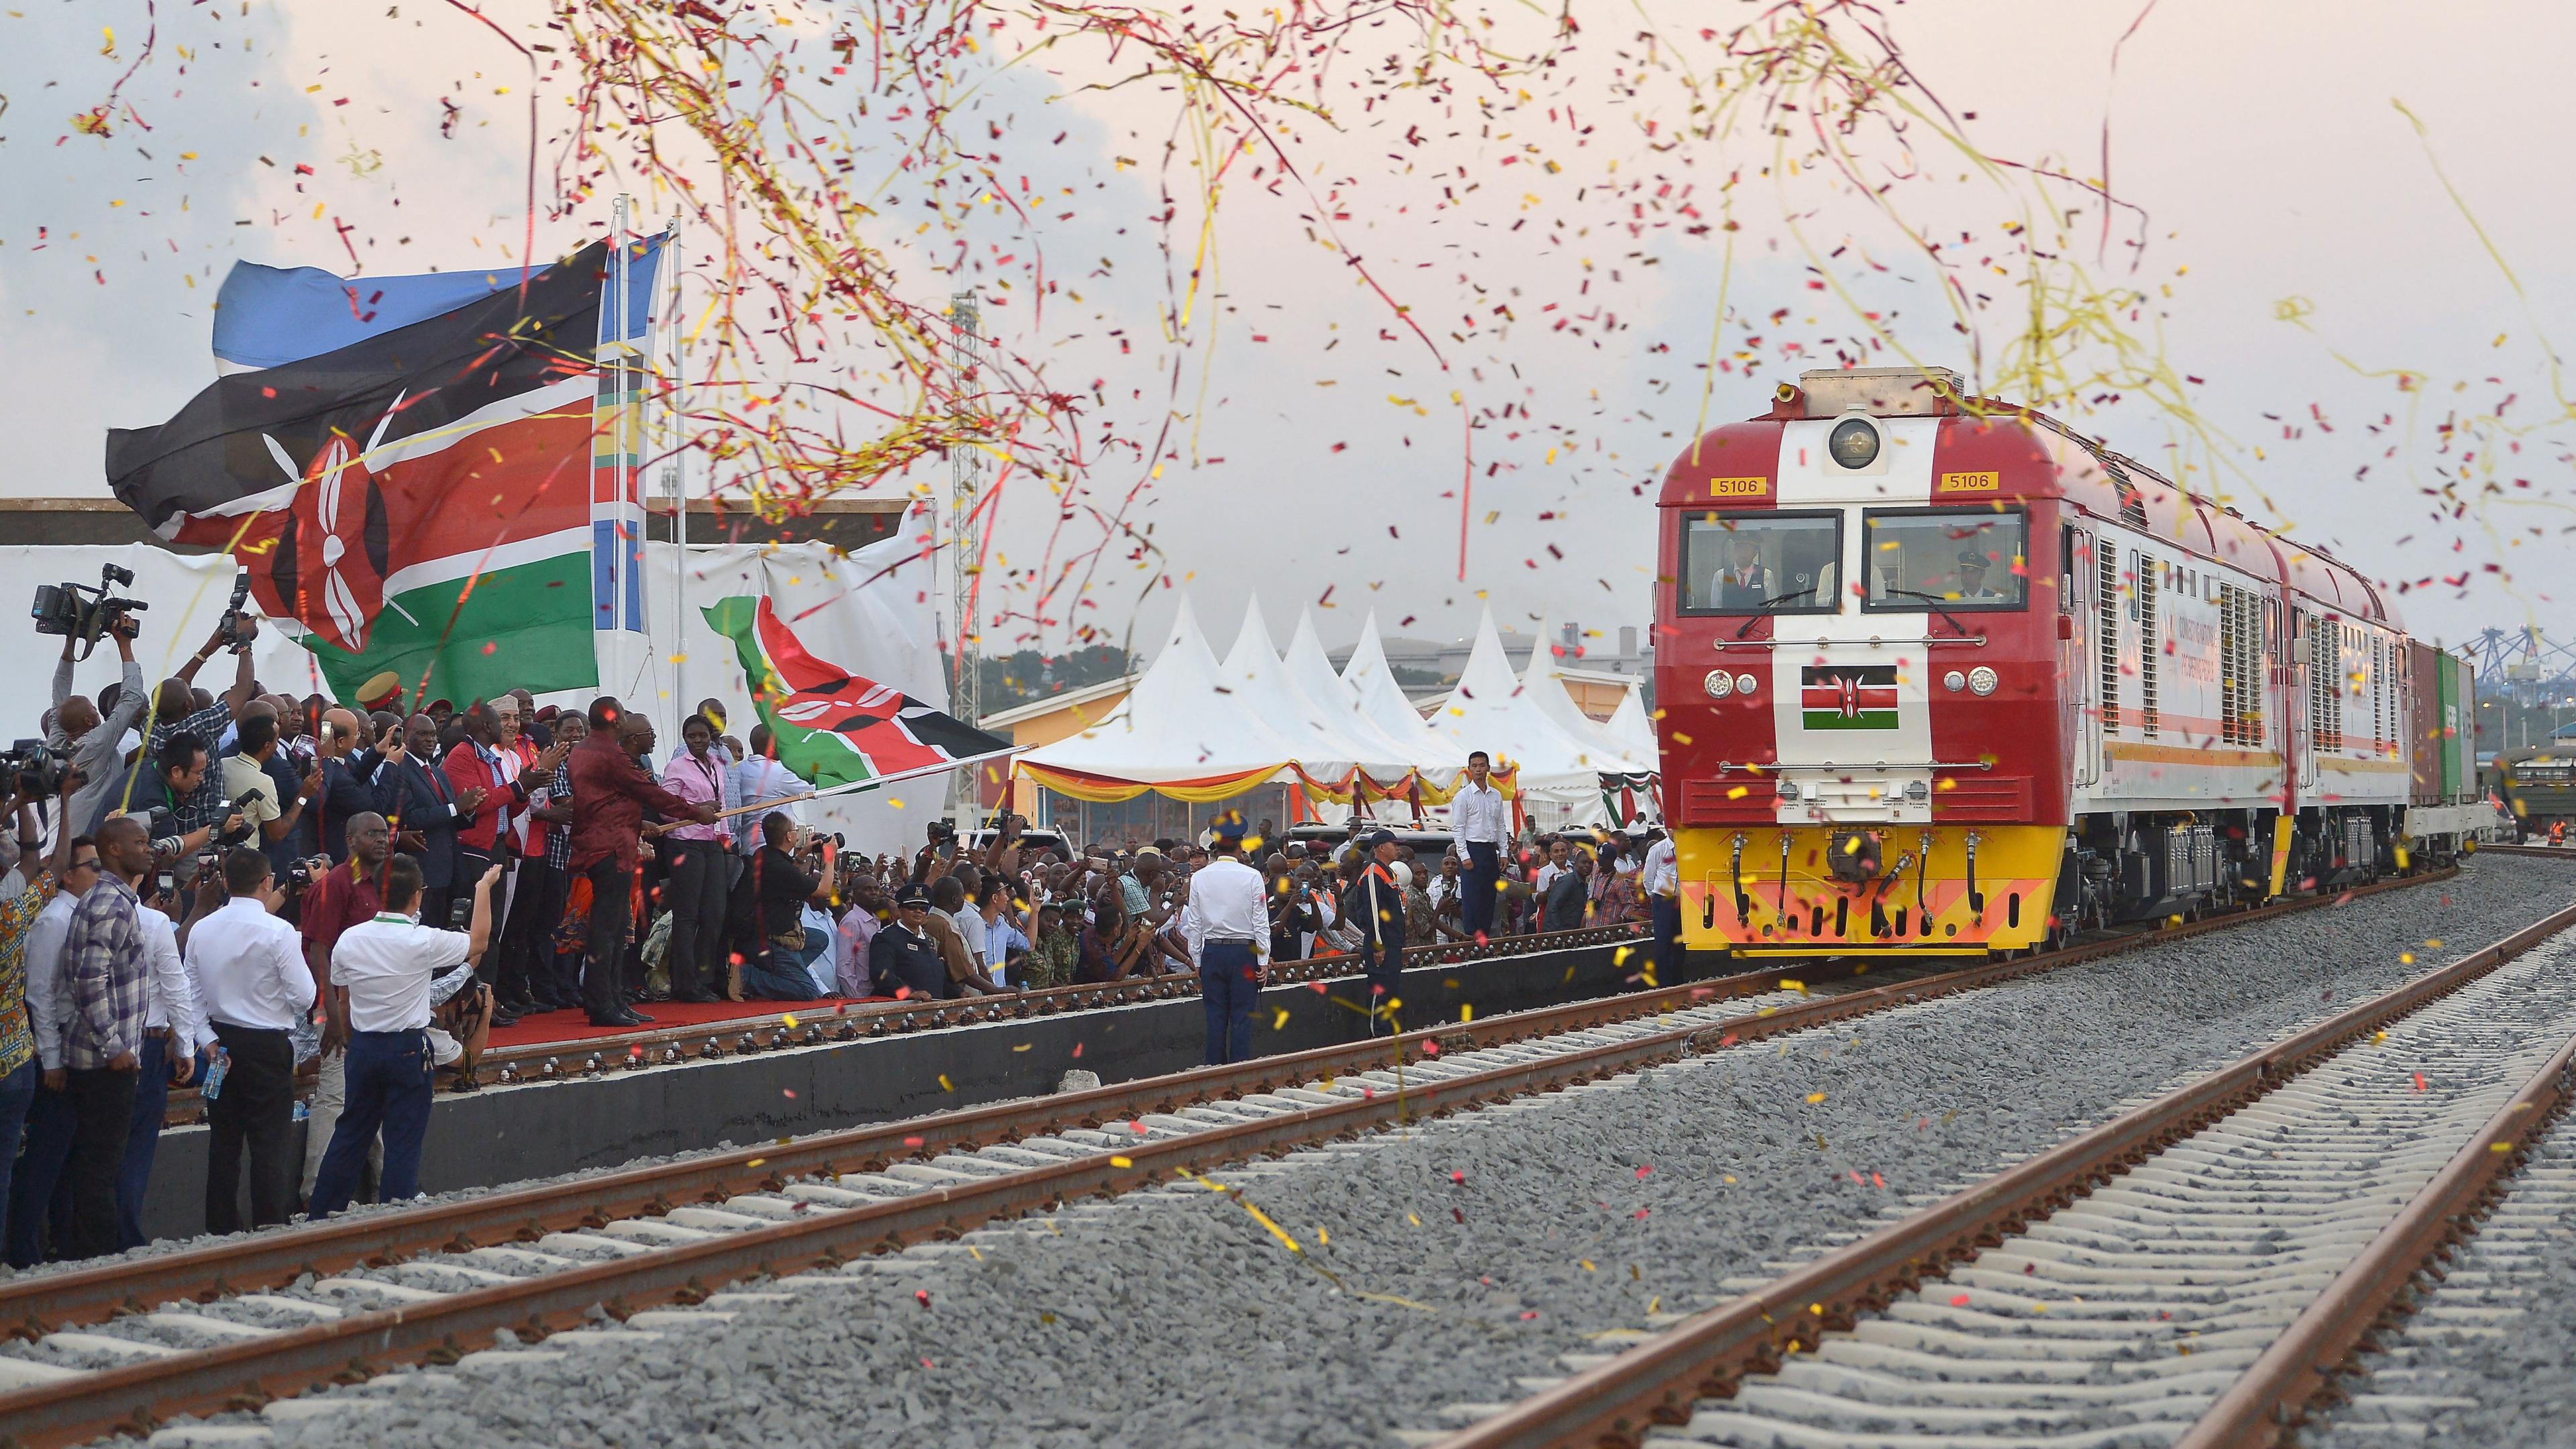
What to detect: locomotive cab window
<box><xmin>1680</xmin><ymin>511</ymin><xmax>1843</xmax><ymax>615</ymax></box>
<box><xmin>1862</xmin><ymin>508</ymin><xmax>2029</xmax><ymax>612</ymax></box>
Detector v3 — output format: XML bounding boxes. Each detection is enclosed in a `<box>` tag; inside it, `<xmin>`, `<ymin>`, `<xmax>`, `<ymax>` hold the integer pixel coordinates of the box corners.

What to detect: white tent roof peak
<box><xmin>1521</xmin><ymin>611</ymin><xmax>1647</xmax><ymax>767</ymax></box>
<box><xmin>1430</xmin><ymin>606</ymin><xmax>1650</xmax><ymax>783</ymax></box>
<box><xmin>1342</xmin><ymin>610</ymin><xmax>1468</xmax><ymax>771</ymax></box>
<box><xmin>1214</xmin><ymin>597</ymin><xmax>1390</xmax><ymax>777</ymax></box>
<box><xmin>1607</xmin><ymin>685</ymin><xmax>1658</xmax><ymax>761</ymax></box>
<box><xmin>1014</xmin><ymin>589</ymin><xmax>1300</xmax><ymax>782</ymax></box>
<box><xmin>1282</xmin><ymin>610</ymin><xmax>1428</xmax><ymax>770</ymax></box>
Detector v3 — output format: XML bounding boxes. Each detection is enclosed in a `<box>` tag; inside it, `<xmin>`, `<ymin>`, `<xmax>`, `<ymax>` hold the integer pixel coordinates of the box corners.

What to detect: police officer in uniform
<box><xmin>867</xmin><ymin>883</ymin><xmax>953</xmax><ymax>1000</ymax></box>
<box><xmin>1354</xmin><ymin>828</ymin><xmax>1406</xmax><ymax>1036</ymax></box>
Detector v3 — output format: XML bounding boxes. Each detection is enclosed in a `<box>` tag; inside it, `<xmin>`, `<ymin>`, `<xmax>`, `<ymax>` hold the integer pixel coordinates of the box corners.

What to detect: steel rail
<box><xmin>148</xmin><ymin>922</ymin><xmax>1651</xmax><ymax>1118</ymax></box>
<box><xmin>2172</xmin><ymin>1020</ymin><xmax>2576</xmax><ymax>1448</ymax></box>
<box><xmin>0</xmin><ymin>865</ymin><xmax>2463</xmax><ymax>1446</ymax></box>
<box><xmin>1431</xmin><ymin>890</ymin><xmax>2576</xmax><ymax>1449</ymax></box>
<box><xmin>0</xmin><ymin>952</ymin><xmax>1822</xmax><ymax>1344</ymax></box>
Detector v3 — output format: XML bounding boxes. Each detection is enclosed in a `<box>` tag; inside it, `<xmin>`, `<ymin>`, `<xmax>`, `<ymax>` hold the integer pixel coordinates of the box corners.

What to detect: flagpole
<box><xmin>664</xmin><ymin>215</ymin><xmax>688</xmax><ymax>721</ymax></box>
<box><xmin>706</xmin><ymin>749</ymin><xmax>1020</xmax><ymax>821</ymax></box>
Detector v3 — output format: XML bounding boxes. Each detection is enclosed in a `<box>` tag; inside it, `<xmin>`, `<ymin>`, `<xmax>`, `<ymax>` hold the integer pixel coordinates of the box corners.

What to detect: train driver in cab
<box><xmin>1717</xmin><ymin>534</ymin><xmax>1773</xmax><ymax>608</ymax></box>
<box><xmin>1954</xmin><ymin>550</ymin><xmax>2010</xmax><ymax>602</ymax></box>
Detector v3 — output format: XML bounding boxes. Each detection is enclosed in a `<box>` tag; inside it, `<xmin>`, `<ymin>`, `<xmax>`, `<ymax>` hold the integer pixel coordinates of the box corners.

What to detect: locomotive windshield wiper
<box><xmin>1731</xmin><ymin>586</ymin><xmax>1820</xmax><ymax>638</ymax></box>
<box><xmin>1876</xmin><ymin>586</ymin><xmax>1978</xmax><ymax>639</ymax></box>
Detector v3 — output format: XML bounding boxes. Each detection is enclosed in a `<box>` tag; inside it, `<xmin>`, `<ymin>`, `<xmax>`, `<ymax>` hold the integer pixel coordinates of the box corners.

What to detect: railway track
<box><xmin>0</xmin><ymin>866</ymin><xmax>2465</xmax><ymax>1447</ymax></box>
<box><xmin>1428</xmin><ymin>893</ymin><xmax>2576</xmax><ymax>1449</ymax></box>
<box><xmin>148</xmin><ymin>921</ymin><xmax>1650</xmax><ymax>1124</ymax></box>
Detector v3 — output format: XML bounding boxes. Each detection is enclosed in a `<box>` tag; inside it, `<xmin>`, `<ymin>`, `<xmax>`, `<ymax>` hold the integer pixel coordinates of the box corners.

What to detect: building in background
<box><xmin>1330</xmin><ymin>619</ymin><xmax>1653</xmax><ymax>719</ymax></box>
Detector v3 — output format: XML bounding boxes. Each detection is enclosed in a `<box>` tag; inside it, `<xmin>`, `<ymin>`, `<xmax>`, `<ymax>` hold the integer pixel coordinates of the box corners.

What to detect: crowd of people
<box><xmin>0</xmin><ymin>618</ymin><xmax>1678</xmax><ymax>1266</ymax></box>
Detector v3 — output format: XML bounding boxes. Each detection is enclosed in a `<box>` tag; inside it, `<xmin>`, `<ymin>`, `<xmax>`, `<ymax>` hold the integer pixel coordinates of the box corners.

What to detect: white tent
<box><xmin>1424</xmin><ymin>608</ymin><xmax>1641</xmax><ymax>827</ymax></box>
<box><xmin>1281</xmin><ymin>609</ymin><xmax>1442</xmax><ymax>782</ymax></box>
<box><xmin>1016</xmin><ymin>594</ymin><xmax>1303</xmax><ymax>786</ymax></box>
<box><xmin>1340</xmin><ymin>611</ymin><xmax>1469</xmax><ymax>771</ymax></box>
<box><xmin>1215</xmin><ymin>598</ymin><xmax>1411</xmax><ymax>780</ymax></box>
<box><xmin>1519</xmin><ymin>613</ymin><xmax>1655</xmax><ymax>773</ymax></box>
<box><xmin>1606</xmin><ymin>686</ymin><xmax>1659</xmax><ymax>764</ymax></box>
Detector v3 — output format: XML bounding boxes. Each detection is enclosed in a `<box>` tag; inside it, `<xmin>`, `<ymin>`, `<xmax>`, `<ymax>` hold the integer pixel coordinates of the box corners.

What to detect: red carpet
<box><xmin>486</xmin><ymin>997</ymin><xmax>873</xmax><ymax>1050</ymax></box>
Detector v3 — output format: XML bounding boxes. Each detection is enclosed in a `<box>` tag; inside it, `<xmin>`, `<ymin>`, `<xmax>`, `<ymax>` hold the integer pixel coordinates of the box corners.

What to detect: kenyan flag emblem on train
<box><xmin>1800</xmin><ymin>665</ymin><xmax>1899</xmax><ymax>731</ymax></box>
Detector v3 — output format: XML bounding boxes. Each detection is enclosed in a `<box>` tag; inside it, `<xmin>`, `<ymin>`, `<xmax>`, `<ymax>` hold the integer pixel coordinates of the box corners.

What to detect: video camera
<box><xmin>0</xmin><ymin>739</ymin><xmax>68</xmax><ymax>798</ymax></box>
<box><xmin>217</xmin><ymin>570</ymin><xmax>256</xmax><ymax>655</ymax></box>
<box><xmin>31</xmin><ymin>564</ymin><xmax>146</xmax><ymax>659</ymax></box>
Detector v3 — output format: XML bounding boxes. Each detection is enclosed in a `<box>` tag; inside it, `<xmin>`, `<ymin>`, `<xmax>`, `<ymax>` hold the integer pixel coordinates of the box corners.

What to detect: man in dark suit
<box><xmin>384</xmin><ymin>712</ymin><xmax>486</xmax><ymax>961</ymax></box>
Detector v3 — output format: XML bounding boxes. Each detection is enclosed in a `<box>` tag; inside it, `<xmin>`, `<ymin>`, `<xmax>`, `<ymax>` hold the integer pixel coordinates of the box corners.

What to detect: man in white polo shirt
<box><xmin>307</xmin><ymin>853</ymin><xmax>498</xmax><ymax>1218</ymax></box>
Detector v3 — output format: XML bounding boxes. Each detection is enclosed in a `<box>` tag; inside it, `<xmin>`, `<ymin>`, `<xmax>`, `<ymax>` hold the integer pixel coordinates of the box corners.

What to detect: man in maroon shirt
<box><xmin>297</xmin><ymin>810</ymin><xmax>387</xmax><ymax>1203</ymax></box>
<box><xmin>569</xmin><ymin>698</ymin><xmax>716</xmax><ymax>1027</ymax></box>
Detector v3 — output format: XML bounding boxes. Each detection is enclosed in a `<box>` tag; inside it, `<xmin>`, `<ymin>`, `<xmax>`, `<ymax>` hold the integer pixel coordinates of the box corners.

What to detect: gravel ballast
<box><xmin>2300</xmin><ymin>1119</ymin><xmax>2576</xmax><ymax>1448</ymax></box>
<box><xmin>119</xmin><ymin>855</ymin><xmax>2576</xmax><ymax>1448</ymax></box>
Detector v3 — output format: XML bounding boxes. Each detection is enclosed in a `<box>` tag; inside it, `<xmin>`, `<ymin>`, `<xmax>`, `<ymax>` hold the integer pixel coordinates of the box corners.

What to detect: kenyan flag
<box><xmin>1801</xmin><ymin>664</ymin><xmax>1900</xmax><ymax>731</ymax></box>
<box><xmin>105</xmin><ymin>243</ymin><xmax>622</xmax><ymax>706</ymax></box>
<box><xmin>704</xmin><ymin>595</ymin><xmax>1010</xmax><ymax>792</ymax></box>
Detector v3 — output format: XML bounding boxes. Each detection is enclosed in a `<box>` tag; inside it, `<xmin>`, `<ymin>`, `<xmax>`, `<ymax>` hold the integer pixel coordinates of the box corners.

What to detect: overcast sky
<box><xmin>5</xmin><ymin>0</ymin><xmax>2570</xmax><ymax>669</ymax></box>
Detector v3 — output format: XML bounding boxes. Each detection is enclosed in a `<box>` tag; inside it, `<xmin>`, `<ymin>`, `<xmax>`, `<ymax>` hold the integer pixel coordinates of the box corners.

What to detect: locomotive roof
<box><xmin>1656</xmin><ymin>369</ymin><xmax>2399</xmax><ymax>631</ymax></box>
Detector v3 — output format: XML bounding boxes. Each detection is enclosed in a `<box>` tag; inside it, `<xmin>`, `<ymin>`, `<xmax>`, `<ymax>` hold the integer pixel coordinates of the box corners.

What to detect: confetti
<box><xmin>1110</xmin><ymin>1156</ymin><xmax>1132</xmax><ymax>1169</ymax></box>
<box><xmin>1807</xmin><ymin>1091</ymin><xmax>1829</xmax><ymax>1104</ymax></box>
<box><xmin>1951</xmin><ymin>1293</ymin><xmax>1972</xmax><ymax>1307</ymax></box>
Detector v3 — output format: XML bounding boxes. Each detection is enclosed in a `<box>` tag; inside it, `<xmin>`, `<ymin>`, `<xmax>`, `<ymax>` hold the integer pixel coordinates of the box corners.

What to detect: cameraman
<box><xmin>141</xmin><ymin>619</ymin><xmax>260</xmax><ymax>842</ymax></box>
<box><xmin>100</xmin><ymin>733</ymin><xmax>244</xmax><ymax>876</ymax></box>
<box><xmin>49</xmin><ymin>617</ymin><xmax>145</xmax><ymax>837</ymax></box>
<box><xmin>223</xmin><ymin>703</ymin><xmax>318</xmax><ymax>890</ymax></box>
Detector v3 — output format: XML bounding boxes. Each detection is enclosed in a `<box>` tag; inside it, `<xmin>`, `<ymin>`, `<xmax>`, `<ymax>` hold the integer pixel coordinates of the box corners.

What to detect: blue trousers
<box><xmin>1651</xmin><ymin>894</ymin><xmax>1684</xmax><ymax>981</ymax></box>
<box><xmin>1362</xmin><ymin>941</ymin><xmax>1404</xmax><ymax>1038</ymax></box>
<box><xmin>1462</xmin><ymin>842</ymin><xmax>1501</xmax><ymax>938</ymax></box>
<box><xmin>0</xmin><ymin>1061</ymin><xmax>36</xmax><ymax>1265</ymax></box>
<box><xmin>1199</xmin><ymin>941</ymin><xmax>1260</xmax><ymax>1065</ymax></box>
<box><xmin>115</xmin><ymin>1034</ymin><xmax>189</xmax><ymax>1251</ymax></box>
<box><xmin>5</xmin><ymin>1081</ymin><xmax>74</xmax><ymax>1267</ymax></box>
<box><xmin>741</xmin><ymin>931</ymin><xmax>823</xmax><ymax>1002</ymax></box>
<box><xmin>308</xmin><ymin>1030</ymin><xmax>433</xmax><ymax>1218</ymax></box>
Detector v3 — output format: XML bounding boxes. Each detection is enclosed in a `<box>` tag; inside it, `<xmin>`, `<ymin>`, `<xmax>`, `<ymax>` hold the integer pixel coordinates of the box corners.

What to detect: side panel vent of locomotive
<box><xmin>2137</xmin><ymin>551</ymin><xmax>2159</xmax><ymax>739</ymax></box>
<box><xmin>2097</xmin><ymin>541</ymin><xmax>2120</xmax><ymax>733</ymax></box>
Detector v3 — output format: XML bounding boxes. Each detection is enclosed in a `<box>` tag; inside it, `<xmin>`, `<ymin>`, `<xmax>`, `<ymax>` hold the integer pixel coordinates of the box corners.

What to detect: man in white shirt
<box><xmin>731</xmin><ymin>725</ymin><xmax>806</xmax><ymax>855</ymax></box>
<box><xmin>308</xmin><ymin>854</ymin><xmax>498</xmax><ymax>1218</ymax></box>
<box><xmin>185</xmin><ymin>848</ymin><xmax>317</xmax><ymax>1233</ymax></box>
<box><xmin>1182</xmin><ymin>812</ymin><xmax>1269</xmax><ymax>1065</ymax></box>
<box><xmin>113</xmin><ymin>875</ymin><xmax>209</xmax><ymax>1250</ymax></box>
<box><xmin>1451</xmin><ymin>750</ymin><xmax>1507</xmax><ymax>939</ymax></box>
<box><xmin>1640</xmin><ymin>826</ymin><xmax>1682</xmax><ymax>976</ymax></box>
<box><xmin>7</xmin><ymin>832</ymin><xmax>94</xmax><ymax>1269</ymax></box>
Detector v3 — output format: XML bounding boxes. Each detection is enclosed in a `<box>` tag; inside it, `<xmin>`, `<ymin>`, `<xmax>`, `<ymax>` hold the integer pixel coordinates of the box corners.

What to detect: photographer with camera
<box><xmin>48</xmin><ymin>610</ymin><xmax>145</xmax><ymax>837</ymax></box>
<box><xmin>223</xmin><ymin>702</ymin><xmax>319</xmax><ymax>891</ymax></box>
<box><xmin>136</xmin><ymin>616</ymin><xmax>262</xmax><ymax>846</ymax></box>
<box><xmin>97</xmin><ymin>732</ymin><xmax>246</xmax><ymax>877</ymax></box>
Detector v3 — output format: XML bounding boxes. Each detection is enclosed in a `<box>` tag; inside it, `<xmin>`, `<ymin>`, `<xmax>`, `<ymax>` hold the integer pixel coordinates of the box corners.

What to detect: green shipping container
<box><xmin>2445</xmin><ymin>652</ymin><xmax>2475</xmax><ymax>801</ymax></box>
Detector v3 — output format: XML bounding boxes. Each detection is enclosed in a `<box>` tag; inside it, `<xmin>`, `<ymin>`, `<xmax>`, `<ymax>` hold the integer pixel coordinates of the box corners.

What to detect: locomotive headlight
<box><xmin>1827</xmin><ymin>417</ymin><xmax>1881</xmax><ymax>470</ymax></box>
<box><xmin>1735</xmin><ymin>672</ymin><xmax>1758</xmax><ymax>696</ymax></box>
<box><xmin>1967</xmin><ymin>665</ymin><xmax>1999</xmax><ymax>696</ymax></box>
<box><xmin>1943</xmin><ymin>670</ymin><xmax>1967</xmax><ymax>693</ymax></box>
<box><xmin>1703</xmin><ymin>669</ymin><xmax>1734</xmax><ymax>699</ymax></box>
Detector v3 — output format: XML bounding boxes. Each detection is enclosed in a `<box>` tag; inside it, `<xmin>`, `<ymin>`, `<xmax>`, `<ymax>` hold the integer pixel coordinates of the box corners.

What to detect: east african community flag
<box><xmin>706</xmin><ymin>595</ymin><xmax>1010</xmax><ymax>792</ymax></box>
<box><xmin>103</xmin><ymin>241</ymin><xmax>637</xmax><ymax>705</ymax></box>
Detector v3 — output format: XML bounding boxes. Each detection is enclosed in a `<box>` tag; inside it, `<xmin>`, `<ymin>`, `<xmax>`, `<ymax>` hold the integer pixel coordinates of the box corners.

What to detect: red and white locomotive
<box><xmin>1652</xmin><ymin>367</ymin><xmax>2495</xmax><ymax>957</ymax></box>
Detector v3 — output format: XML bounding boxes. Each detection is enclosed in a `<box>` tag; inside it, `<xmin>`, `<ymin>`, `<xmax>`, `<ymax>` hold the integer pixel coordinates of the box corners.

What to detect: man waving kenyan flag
<box><xmin>704</xmin><ymin>596</ymin><xmax>1011</xmax><ymax>791</ymax></box>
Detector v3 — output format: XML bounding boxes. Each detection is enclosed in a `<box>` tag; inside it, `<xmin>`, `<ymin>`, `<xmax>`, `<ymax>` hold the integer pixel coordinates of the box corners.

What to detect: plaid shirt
<box><xmin>64</xmin><ymin>873</ymin><xmax>146</xmax><ymax>1071</ymax></box>
<box><xmin>543</xmin><ymin>758</ymin><xmax>576</xmax><ymax>870</ymax></box>
<box><xmin>149</xmin><ymin>698</ymin><xmax>235</xmax><ymax>832</ymax></box>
